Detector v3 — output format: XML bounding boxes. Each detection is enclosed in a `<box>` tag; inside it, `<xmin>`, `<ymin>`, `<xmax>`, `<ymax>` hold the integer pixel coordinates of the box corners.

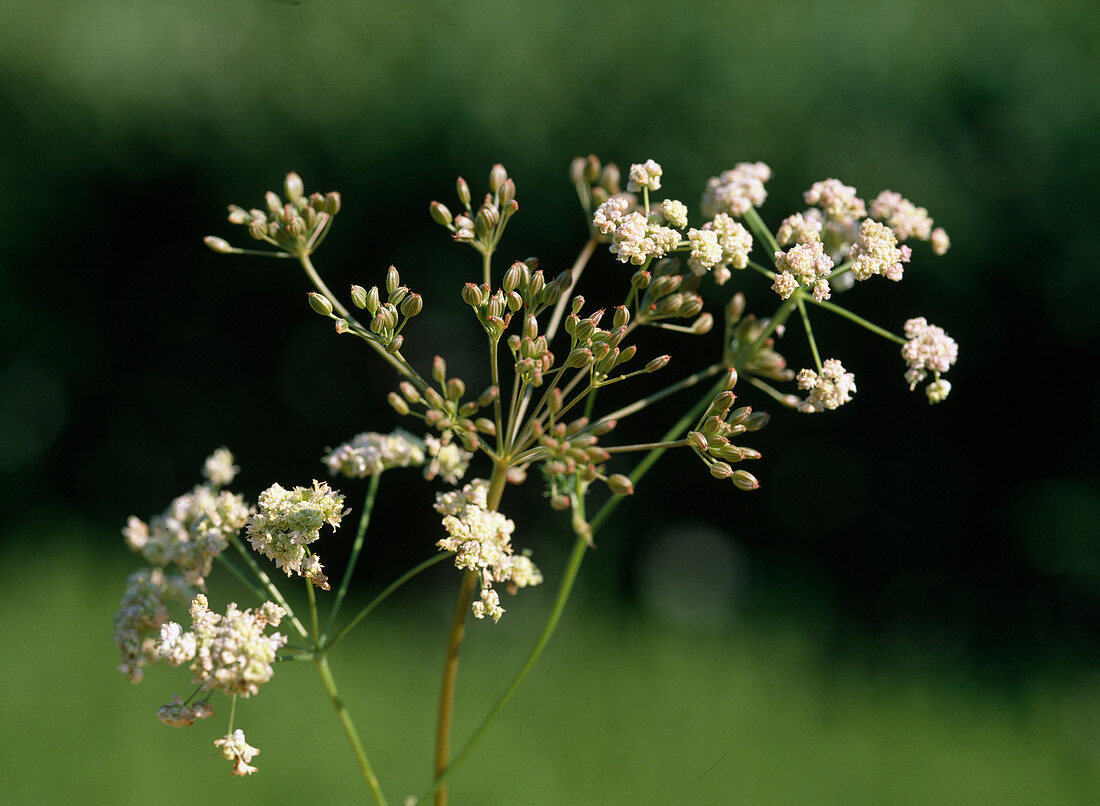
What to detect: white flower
<box><xmin>848</xmin><ymin>219</ymin><xmax>910</xmax><ymax>282</ymax></box>
<box><xmin>797</xmin><ymin>359</ymin><xmax>856</xmax><ymax>412</ymax></box>
<box><xmin>701</xmin><ymin>162</ymin><xmax>771</xmax><ymax>218</ymax></box>
<box><xmin>325</xmin><ymin>429</ymin><xmax>426</xmax><ymax>478</ymax></box>
<box><xmin>627</xmin><ymin>159</ymin><xmax>663</xmax><ymax>192</ymax></box>
<box><xmin>214</xmin><ymin>729</ymin><xmax>261</xmax><ymax>776</ymax></box>
<box><xmin>804</xmin><ymin>179</ymin><xmax>866</xmax><ymax>225</ymax></box>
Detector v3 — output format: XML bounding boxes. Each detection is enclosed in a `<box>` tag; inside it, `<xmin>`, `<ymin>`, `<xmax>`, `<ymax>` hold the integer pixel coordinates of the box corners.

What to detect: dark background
<box><xmin>2</xmin><ymin>0</ymin><xmax>1098</xmax><ymax>676</ymax></box>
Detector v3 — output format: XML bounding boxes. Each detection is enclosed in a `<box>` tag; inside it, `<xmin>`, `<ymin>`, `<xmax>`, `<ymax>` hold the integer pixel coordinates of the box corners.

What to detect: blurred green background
<box><xmin>2</xmin><ymin>1</ymin><xmax>1098</xmax><ymax>803</ymax></box>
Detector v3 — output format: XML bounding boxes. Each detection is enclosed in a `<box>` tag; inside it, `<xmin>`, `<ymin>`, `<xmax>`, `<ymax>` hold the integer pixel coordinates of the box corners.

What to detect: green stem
<box><xmin>743</xmin><ymin>206</ymin><xmax>779</xmax><ymax>257</ymax></box>
<box><xmin>600</xmin><ymin>362</ymin><xmax>724</xmax><ymax>423</ymax></box>
<box><xmin>214</xmin><ymin>553</ymin><xmax>269</xmax><ymax>604</ymax></box>
<box><xmin>327</xmin><ymin>552</ymin><xmax>453</xmax><ymax>651</ymax></box>
<box><xmin>313</xmin><ymin>654</ymin><xmax>389</xmax><ymax>806</ymax></box>
<box><xmin>796</xmin><ymin>296</ymin><xmax>823</xmax><ymax>371</ymax></box>
<box><xmin>808</xmin><ymin>297</ymin><xmax>905</xmax><ymax>344</ymax></box>
<box><xmin>306</xmin><ymin>577</ymin><xmax>320</xmax><ymax>643</ymax></box>
<box><xmin>322</xmin><ymin>474</ymin><xmax>382</xmax><ymax>644</ymax></box>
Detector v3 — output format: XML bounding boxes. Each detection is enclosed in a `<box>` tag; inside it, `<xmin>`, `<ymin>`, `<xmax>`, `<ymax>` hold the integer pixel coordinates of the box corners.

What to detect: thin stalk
<box><xmin>306</xmin><ymin>577</ymin><xmax>320</xmax><ymax>644</ymax></box>
<box><xmin>600</xmin><ymin>362</ymin><xmax>724</xmax><ymax>423</ymax></box>
<box><xmin>228</xmin><ymin>534</ymin><xmax>310</xmax><ymax>642</ymax></box>
<box><xmin>327</xmin><ymin>552</ymin><xmax>453</xmax><ymax>651</ymax></box>
<box><xmin>808</xmin><ymin>297</ymin><xmax>904</xmax><ymax>344</ymax></box>
<box><xmin>796</xmin><ymin>296</ymin><xmax>823</xmax><ymax>371</ymax></box>
<box><xmin>313</xmin><ymin>654</ymin><xmax>389</xmax><ymax>806</ymax></box>
<box><xmin>299</xmin><ymin>253</ymin><xmax>429</xmax><ymax>392</ymax></box>
<box><xmin>322</xmin><ymin>474</ymin><xmax>382</xmax><ymax>644</ymax></box>
<box><xmin>743</xmin><ymin>206</ymin><xmax>779</xmax><ymax>257</ymax></box>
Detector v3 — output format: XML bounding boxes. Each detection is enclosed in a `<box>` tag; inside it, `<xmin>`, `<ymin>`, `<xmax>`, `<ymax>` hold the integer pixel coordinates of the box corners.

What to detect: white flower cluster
<box><xmin>123</xmin><ymin>449</ymin><xmax>250</xmax><ymax>588</ymax></box>
<box><xmin>686</xmin><ymin>213</ymin><xmax>753</xmax><ymax>285</ymax></box>
<box><xmin>434</xmin><ymin>480</ymin><xmax>543</xmax><ymax>622</ymax></box>
<box><xmin>771</xmin><ymin>241</ymin><xmax>835</xmax><ymax>301</ymax></box>
<box><xmin>157</xmin><ymin>593</ymin><xmax>287</xmax><ymax>699</ymax></box>
<box><xmin>797</xmin><ymin>359</ymin><xmax>857</xmax><ymax>413</ymax></box>
<box><xmin>214</xmin><ymin>729</ymin><xmax>262</xmax><ymax>777</ymax></box>
<box><xmin>848</xmin><ymin>219</ymin><xmax>912</xmax><ymax>282</ymax></box>
<box><xmin>701</xmin><ymin>161</ymin><xmax>772</xmax><ymax>218</ymax></box>
<box><xmin>804</xmin><ymin>179</ymin><xmax>867</xmax><ymax>225</ymax></box>
<box><xmin>901</xmin><ymin>317</ymin><xmax>958</xmax><ymax>403</ymax></box>
<box><xmin>325</xmin><ymin>429</ymin><xmax>426</xmax><ymax>478</ymax></box>
<box><xmin>593</xmin><ymin>196</ymin><xmax>682</xmax><ymax>266</ymax></box>
<box><xmin>626</xmin><ymin>159</ymin><xmax>663</xmax><ymax>192</ymax></box>
<box><xmin>424</xmin><ymin>434</ymin><xmax>474</xmax><ymax>484</ymax></box>
<box><xmin>245</xmin><ymin>480</ymin><xmax>345</xmax><ymax>589</ymax></box>
<box><xmin>776</xmin><ymin>212</ymin><xmax>824</xmax><ymax>247</ymax></box>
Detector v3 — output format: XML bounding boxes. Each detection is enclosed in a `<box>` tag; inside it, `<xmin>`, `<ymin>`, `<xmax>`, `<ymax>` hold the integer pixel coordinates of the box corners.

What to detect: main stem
<box><xmin>433</xmin><ymin>463</ymin><xmax>510</xmax><ymax>806</ymax></box>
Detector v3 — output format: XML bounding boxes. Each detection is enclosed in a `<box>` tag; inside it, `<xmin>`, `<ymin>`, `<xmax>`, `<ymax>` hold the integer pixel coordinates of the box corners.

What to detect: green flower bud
<box><xmin>600</xmin><ymin>163</ymin><xmax>620</xmax><ymax>193</ymax></box>
<box><xmin>503</xmin><ymin>262</ymin><xmax>524</xmax><ymax>294</ymax></box>
<box><xmin>607</xmin><ymin>474</ymin><xmax>634</xmax><ymax>496</ymax></box>
<box><xmin>584</xmin><ymin>154</ymin><xmax>601</xmax><ymax>184</ymax></box>
<box><xmin>204</xmin><ymin>236</ymin><xmax>233</xmax><ymax>254</ymax></box>
<box><xmin>550</xmin><ymin>493</ymin><xmax>571</xmax><ymax>511</ymax></box>
<box><xmin>645</xmin><ymin>355</ymin><xmax>671</xmax><ymax>373</ymax></box>
<box><xmin>334</xmin><ymin>318</ymin><xmax>350</xmax><ymax>334</ymax></box>
<box><xmin>424</xmin><ymin>387</ymin><xmax>446</xmax><ymax>410</ymax></box>
<box><xmin>691</xmin><ymin>313</ymin><xmax>714</xmax><ymax>334</ymax></box>
<box><xmin>613</xmin><ymin>306</ymin><xmax>631</xmax><ymax>329</ymax></box>
<box><xmin>400</xmin><ymin>293</ymin><xmax>423</xmax><ymax>318</ymax></box>
<box><xmin>430</xmin><ymin>201</ymin><xmax>453</xmax><ymax>226</ymax></box>
<box><xmin>387</xmin><ymin>392</ymin><xmax>410</xmax><ymax>415</ymax></box>
<box><xmin>565</xmin><ymin>347</ymin><xmax>592</xmax><ymax>368</ymax></box>
<box><xmin>506</xmin><ymin>291</ymin><xmax>523</xmax><ymax>312</ymax></box>
<box><xmin>722</xmin><ymin>368</ymin><xmax>739</xmax><ymax>391</ymax></box>
<box><xmin>284</xmin><ymin>172</ymin><xmax>304</xmax><ymax>202</ymax></box>
<box><xmin>265</xmin><ymin>191</ymin><xmax>282</xmax><ymax>215</ymax></box>
<box><xmin>616</xmin><ymin>344</ymin><xmax>637</xmax><ymax>365</ymax></box>
<box><xmin>399</xmin><ymin>381</ymin><xmax>421</xmax><ymax>403</ymax></box>
<box><xmin>744</xmin><ymin>411</ymin><xmax>770</xmax><ymax>432</ymax></box>
<box><xmin>570</xmin><ymin>156</ymin><xmax>587</xmax><ymax>186</ymax></box>
<box><xmin>388</xmin><ymin>286</ymin><xmax>408</xmax><ymax>306</ymax></box>
<box><xmin>726</xmin><ymin>292</ymin><xmax>745</xmax><ymax>325</ymax></box>
<box><xmin>350</xmin><ymin>285</ymin><xmax>368</xmax><ymax>309</ymax></box>
<box><xmin>432</xmin><ymin>356</ymin><xmax>447</xmax><ymax>384</ymax></box>
<box><xmin>731</xmin><ymin>470</ymin><xmax>759</xmax><ymax>491</ymax></box>
<box><xmin>571</xmin><ymin>295</ymin><xmax>586</xmax><ymax>315</ymax></box>
<box><xmin>445</xmin><ymin>377</ymin><xmax>466</xmax><ymax>401</ymax></box>
<box><xmin>323</xmin><ymin>192</ymin><xmax>341</xmax><ymax>215</ymax></box>
<box><xmin>456</xmin><ymin>177</ymin><xmax>471</xmax><ymax>207</ymax></box>
<box><xmin>386</xmin><ymin>265</ymin><xmax>401</xmax><ymax>295</ymax></box>
<box><xmin>679</xmin><ymin>296</ymin><xmax>704</xmax><ymax>319</ymax></box>
<box><xmin>688</xmin><ymin>431</ymin><xmax>709</xmax><ymax>452</ymax></box>
<box><xmin>475</xmin><ymin>417</ymin><xmax>496</xmax><ymax>435</ymax></box>
<box><xmin>365</xmin><ymin>286</ymin><xmax>380</xmax><ymax>316</ymax></box>
<box><xmin>489</xmin><ymin>163</ymin><xmax>508</xmax><ymax>193</ymax></box>
<box><xmin>308</xmin><ymin>292</ymin><xmax>333</xmax><ymax>316</ymax></box>
<box><xmin>591</xmin><ymin>419</ymin><xmax>616</xmax><ymax>436</ymax></box>
<box><xmin>709</xmin><ymin>461</ymin><xmax>733</xmax><ymax>480</ymax></box>
<box><xmin>461</xmin><ymin>283</ymin><xmax>484</xmax><ymax>307</ymax></box>
<box><xmin>477</xmin><ymin>386</ymin><xmax>498</xmax><ymax>407</ymax></box>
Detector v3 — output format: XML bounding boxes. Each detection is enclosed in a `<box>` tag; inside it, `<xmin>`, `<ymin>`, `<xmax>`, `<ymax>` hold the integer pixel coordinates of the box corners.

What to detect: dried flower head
<box><xmin>157</xmin><ymin>593</ymin><xmax>287</xmax><ymax>698</ymax></box>
<box><xmin>245</xmin><ymin>480</ymin><xmax>345</xmax><ymax>588</ymax></box>
<box><xmin>797</xmin><ymin>359</ymin><xmax>857</xmax><ymax>412</ymax></box>
<box><xmin>157</xmin><ymin>694</ymin><xmax>214</xmax><ymax>728</ymax></box>
<box><xmin>214</xmin><ymin>729</ymin><xmax>261</xmax><ymax>776</ymax></box>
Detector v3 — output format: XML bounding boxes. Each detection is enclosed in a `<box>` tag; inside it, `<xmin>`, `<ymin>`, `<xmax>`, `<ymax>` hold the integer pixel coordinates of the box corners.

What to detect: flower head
<box><xmin>245</xmin><ymin>480</ymin><xmax>345</xmax><ymax>588</ymax></box>
<box><xmin>797</xmin><ymin>359</ymin><xmax>856</xmax><ymax>412</ymax></box>
<box><xmin>901</xmin><ymin>317</ymin><xmax>958</xmax><ymax>402</ymax></box>
<box><xmin>869</xmin><ymin>190</ymin><xmax>933</xmax><ymax>242</ymax></box>
<box><xmin>214</xmin><ymin>729</ymin><xmax>261</xmax><ymax>776</ymax></box>
<box><xmin>424</xmin><ymin>434</ymin><xmax>474</xmax><ymax>484</ymax></box>
<box><xmin>701</xmin><ymin>162</ymin><xmax>771</xmax><ymax>218</ymax></box>
<box><xmin>158</xmin><ymin>593</ymin><xmax>287</xmax><ymax>698</ymax></box>
<box><xmin>113</xmin><ymin>567</ymin><xmax>192</xmax><ymax>682</ymax></box>
<box><xmin>848</xmin><ymin>219</ymin><xmax>911</xmax><ymax>282</ymax></box>
<box><xmin>804</xmin><ymin>179</ymin><xmax>866</xmax><ymax>225</ymax></box>
<box><xmin>627</xmin><ymin>159</ymin><xmax>663</xmax><ymax>193</ymax></box>
<box><xmin>434</xmin><ymin>480</ymin><xmax>542</xmax><ymax>622</ymax></box>
<box><xmin>157</xmin><ymin>694</ymin><xmax>214</xmax><ymax>728</ymax></box>
<box><xmin>325</xmin><ymin>429</ymin><xmax>426</xmax><ymax>478</ymax></box>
